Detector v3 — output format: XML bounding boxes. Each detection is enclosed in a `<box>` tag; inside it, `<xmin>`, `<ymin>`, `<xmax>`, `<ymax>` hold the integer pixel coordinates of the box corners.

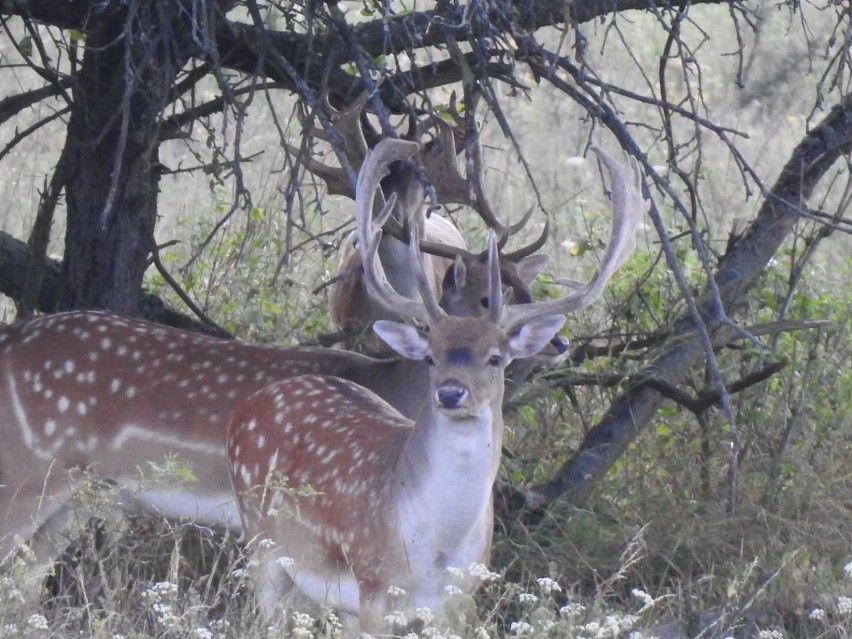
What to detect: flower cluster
<box><xmin>141</xmin><ymin>581</ymin><xmax>181</xmax><ymax>630</ymax></box>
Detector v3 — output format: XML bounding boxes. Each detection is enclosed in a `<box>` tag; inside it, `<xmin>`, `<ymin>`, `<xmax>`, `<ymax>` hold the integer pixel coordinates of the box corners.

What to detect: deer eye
<box><xmin>424</xmin><ymin>355</ymin><xmax>435</xmax><ymax>366</ymax></box>
<box><xmin>479</xmin><ymin>297</ymin><xmax>489</xmax><ymax>309</ymax></box>
<box><xmin>488</xmin><ymin>354</ymin><xmax>502</xmax><ymax>367</ymax></box>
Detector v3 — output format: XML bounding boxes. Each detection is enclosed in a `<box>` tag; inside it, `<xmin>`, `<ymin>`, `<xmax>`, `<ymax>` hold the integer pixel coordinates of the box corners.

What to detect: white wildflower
<box><xmin>274</xmin><ymin>556</ymin><xmax>296</xmax><ymax>570</ymax></box>
<box><xmin>445</xmin><ymin>566</ymin><xmax>465</xmax><ymax>581</ymax></box>
<box><xmin>142</xmin><ymin>582</ymin><xmax>180</xmax><ymax>628</ymax></box>
<box><xmin>632</xmin><ymin>588</ymin><xmax>654</xmax><ymax>608</ymax></box>
<box><xmin>509</xmin><ymin>621</ymin><xmax>534</xmax><ymax>635</ymax></box>
<box><xmin>387</xmin><ymin>585</ymin><xmax>406</xmax><ymax>597</ymax></box>
<box><xmin>757</xmin><ymin>630</ymin><xmax>785</xmax><ymax>639</ymax></box>
<box><xmin>809</xmin><ymin>608</ymin><xmax>826</xmax><ymax>621</ymax></box>
<box><xmin>518</xmin><ymin>592</ymin><xmax>539</xmax><ymax>605</ymax></box>
<box><xmin>838</xmin><ymin>596</ymin><xmax>852</xmax><ymax>615</ymax></box>
<box><xmin>468</xmin><ymin>562</ymin><xmax>500</xmax><ymax>581</ymax></box>
<box><xmin>292</xmin><ymin>611</ymin><xmax>315</xmax><ymax>627</ymax></box>
<box><xmin>560</xmin><ymin>602</ymin><xmax>586</xmax><ymax>617</ymax></box>
<box><xmin>231</xmin><ymin>567</ymin><xmax>247</xmax><ymax>578</ymax></box>
<box><xmin>149</xmin><ymin>581</ymin><xmax>178</xmax><ymax>597</ymax></box>
<box><xmin>3</xmin><ymin>625</ymin><xmax>18</xmax><ymax>637</ymax></box>
<box><xmin>291</xmin><ymin>611</ymin><xmax>315</xmax><ymax>639</ymax></box>
<box><xmin>444</xmin><ymin>584</ymin><xmax>463</xmax><ymax>596</ymax></box>
<box><xmin>844</xmin><ymin>561</ymin><xmax>852</xmax><ymax>578</ymax></box>
<box><xmin>536</xmin><ymin>577</ymin><xmax>562</xmax><ymax>594</ymax></box>
<box><xmin>27</xmin><ymin>615</ymin><xmax>48</xmax><ymax>630</ymax></box>
<box><xmin>415</xmin><ymin>607</ymin><xmax>434</xmax><ymax>623</ymax></box>
<box><xmin>603</xmin><ymin>615</ymin><xmax>624</xmax><ymax>635</ymax></box>
<box><xmin>193</xmin><ymin>628</ymin><xmax>213</xmax><ymax>639</ymax></box>
<box><xmin>474</xmin><ymin>626</ymin><xmax>492</xmax><ymax>639</ymax></box>
<box><xmin>384</xmin><ymin>611</ymin><xmax>407</xmax><ymax>627</ymax></box>
<box><xmin>257</xmin><ymin>538</ymin><xmax>277</xmax><ymax>549</ymax></box>
<box><xmin>614</xmin><ymin>614</ymin><xmax>639</xmax><ymax>631</ymax></box>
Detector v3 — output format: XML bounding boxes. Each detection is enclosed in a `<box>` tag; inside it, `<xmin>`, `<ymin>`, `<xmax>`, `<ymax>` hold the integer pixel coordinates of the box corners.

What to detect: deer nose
<box><xmin>436</xmin><ymin>381</ymin><xmax>468</xmax><ymax>409</ymax></box>
<box><xmin>550</xmin><ymin>335</ymin><xmax>569</xmax><ymax>354</ymax></box>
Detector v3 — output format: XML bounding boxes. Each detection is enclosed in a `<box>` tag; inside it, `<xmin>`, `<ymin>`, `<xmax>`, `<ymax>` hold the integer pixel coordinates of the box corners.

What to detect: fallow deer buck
<box><xmin>226</xmin><ymin>138</ymin><xmax>650</xmax><ymax>631</ymax></box>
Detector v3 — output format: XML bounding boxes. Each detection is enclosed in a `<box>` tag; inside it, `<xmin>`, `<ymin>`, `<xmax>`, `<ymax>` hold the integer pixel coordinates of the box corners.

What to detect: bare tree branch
<box><xmin>523</xmin><ymin>93</ymin><xmax>852</xmax><ymax>510</ymax></box>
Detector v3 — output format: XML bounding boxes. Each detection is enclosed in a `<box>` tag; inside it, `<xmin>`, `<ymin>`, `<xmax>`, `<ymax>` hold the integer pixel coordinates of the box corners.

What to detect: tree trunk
<box><xmin>58</xmin><ymin>2</ymin><xmax>190</xmax><ymax>314</ymax></box>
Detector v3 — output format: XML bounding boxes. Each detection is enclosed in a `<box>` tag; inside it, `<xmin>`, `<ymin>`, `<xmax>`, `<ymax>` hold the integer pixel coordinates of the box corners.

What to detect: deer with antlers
<box><xmin>226</xmin><ymin>138</ymin><xmax>650</xmax><ymax>631</ymax></box>
<box><xmin>294</xmin><ymin>94</ymin><xmax>555</xmax><ymax>349</ymax></box>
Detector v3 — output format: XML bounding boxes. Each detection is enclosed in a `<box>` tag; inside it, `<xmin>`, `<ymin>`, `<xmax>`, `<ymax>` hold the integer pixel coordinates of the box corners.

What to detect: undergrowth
<box><xmin>2</xmin><ymin>252</ymin><xmax>851</xmax><ymax>638</ymax></box>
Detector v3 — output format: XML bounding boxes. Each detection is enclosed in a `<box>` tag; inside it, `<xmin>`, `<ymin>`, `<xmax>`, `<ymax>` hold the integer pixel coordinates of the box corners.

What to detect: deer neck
<box><xmin>392</xmin><ymin>395</ymin><xmax>504</xmax><ymax>576</ymax></box>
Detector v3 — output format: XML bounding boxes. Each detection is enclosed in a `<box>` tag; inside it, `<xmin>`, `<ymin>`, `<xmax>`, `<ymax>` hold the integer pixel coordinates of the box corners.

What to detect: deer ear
<box><xmin>506</xmin><ymin>315</ymin><xmax>566</xmax><ymax>361</ymax></box>
<box><xmin>515</xmin><ymin>254</ymin><xmax>550</xmax><ymax>283</ymax></box>
<box><xmin>451</xmin><ymin>255</ymin><xmax>467</xmax><ymax>288</ymax></box>
<box><xmin>373</xmin><ymin>321</ymin><xmax>430</xmax><ymax>360</ymax></box>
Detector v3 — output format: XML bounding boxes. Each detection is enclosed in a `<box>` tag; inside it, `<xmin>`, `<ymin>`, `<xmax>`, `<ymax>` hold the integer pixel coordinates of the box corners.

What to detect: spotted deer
<box><xmin>0</xmin><ymin>312</ymin><xmax>439</xmax><ymax>571</ymax></box>
<box><xmin>226</xmin><ymin>138</ymin><xmax>650</xmax><ymax>630</ymax></box>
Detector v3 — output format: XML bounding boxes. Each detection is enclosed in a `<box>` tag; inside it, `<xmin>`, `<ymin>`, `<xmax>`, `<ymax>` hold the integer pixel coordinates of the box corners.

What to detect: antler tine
<box><xmin>502</xmin><ymin>145</ymin><xmax>650</xmax><ymax>329</ymax></box>
<box><xmin>485</xmin><ymin>232</ymin><xmax>505</xmax><ymax>323</ymax></box>
<box><xmin>285</xmin><ymin>92</ymin><xmax>372</xmax><ymax>199</ymax></box>
<box><xmin>321</xmin><ymin>91</ymin><xmax>371</xmax><ymax>167</ymax></box>
<box><xmin>415</xmin><ymin>111</ymin><xmax>517</xmax><ymax>239</ymax></box>
<box><xmin>284</xmin><ymin>141</ymin><xmax>353</xmax><ymax>197</ymax></box>
<box><xmin>448</xmin><ymin>92</ymin><xmax>527</xmax><ymax>240</ymax></box>
<box><xmin>357</xmin><ymin>138</ymin><xmax>435</xmax><ymax>325</ymax></box>
<box><xmin>432</xmin><ymin>208</ymin><xmax>546</xmax><ymax>268</ymax></box>
<box><xmin>407</xmin><ymin>214</ymin><xmax>445</xmax><ymax>322</ymax></box>
<box><xmin>460</xmin><ymin>120</ymin><xmax>511</xmax><ymax>239</ymax></box>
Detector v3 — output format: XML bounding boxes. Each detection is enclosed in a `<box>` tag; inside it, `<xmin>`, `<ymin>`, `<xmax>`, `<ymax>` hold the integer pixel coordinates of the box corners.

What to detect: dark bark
<box><xmin>0</xmin><ymin>231</ymin><xmax>230</xmax><ymax>336</ymax></box>
<box><xmin>58</xmin><ymin>2</ymin><xmax>198</xmax><ymax>314</ymax></box>
<box><xmin>525</xmin><ymin>94</ymin><xmax>852</xmax><ymax>509</ymax></box>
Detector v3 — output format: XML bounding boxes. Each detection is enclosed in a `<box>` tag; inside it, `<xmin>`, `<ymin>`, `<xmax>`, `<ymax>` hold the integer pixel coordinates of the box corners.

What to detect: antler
<box><xmin>501</xmin><ymin>146</ymin><xmax>650</xmax><ymax>329</ymax></box>
<box><xmin>286</xmin><ymin>92</ymin><xmax>371</xmax><ymax>197</ymax></box>
<box><xmin>418</xmin><ymin>112</ymin><xmax>525</xmax><ymax>240</ymax></box>
<box><xmin>356</xmin><ymin>138</ymin><xmax>445</xmax><ymax>325</ymax></box>
<box><xmin>289</xmin><ymin>91</ymin><xmax>543</xmax><ymax>255</ymax></box>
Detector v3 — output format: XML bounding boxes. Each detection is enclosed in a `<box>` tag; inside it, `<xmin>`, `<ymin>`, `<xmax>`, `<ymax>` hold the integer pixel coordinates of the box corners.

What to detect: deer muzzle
<box><xmin>435</xmin><ymin>380</ymin><xmax>469</xmax><ymax>410</ymax></box>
